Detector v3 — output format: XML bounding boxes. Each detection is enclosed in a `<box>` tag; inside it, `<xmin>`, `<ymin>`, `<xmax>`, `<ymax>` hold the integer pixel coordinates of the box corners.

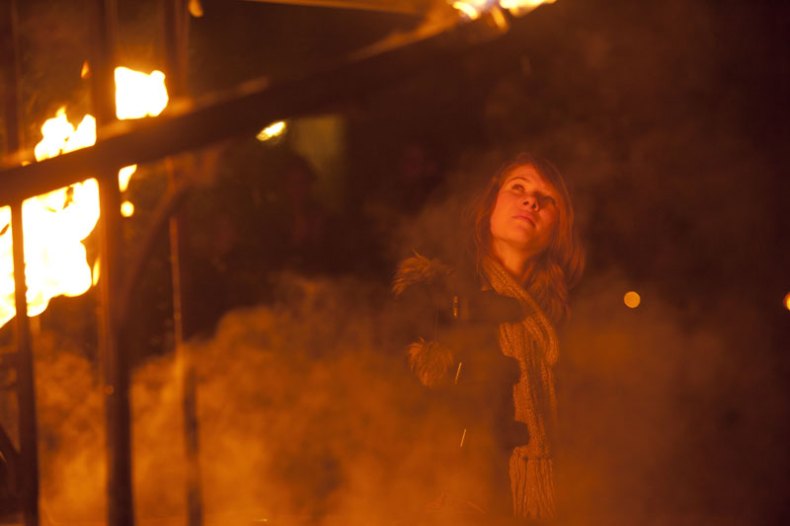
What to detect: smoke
<box><xmin>26</xmin><ymin>234</ymin><xmax>786</xmax><ymax>525</ymax></box>
<box><xmin>28</xmin><ymin>272</ymin><xmax>473</xmax><ymax>524</ymax></box>
<box><xmin>557</xmin><ymin>273</ymin><xmax>787</xmax><ymax>525</ymax></box>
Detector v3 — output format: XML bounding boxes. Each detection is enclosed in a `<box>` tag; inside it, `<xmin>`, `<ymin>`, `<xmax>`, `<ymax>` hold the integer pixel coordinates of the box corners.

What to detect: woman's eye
<box><xmin>511</xmin><ymin>183</ymin><xmax>525</xmax><ymax>192</ymax></box>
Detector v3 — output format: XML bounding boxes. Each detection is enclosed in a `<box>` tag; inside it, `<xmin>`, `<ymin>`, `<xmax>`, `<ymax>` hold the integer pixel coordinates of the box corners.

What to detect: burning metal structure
<box><xmin>0</xmin><ymin>1</ymin><xmax>557</xmax><ymax>525</ymax></box>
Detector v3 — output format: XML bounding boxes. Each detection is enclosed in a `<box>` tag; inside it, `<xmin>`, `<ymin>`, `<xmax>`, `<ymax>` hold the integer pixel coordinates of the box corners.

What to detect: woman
<box><xmin>393</xmin><ymin>153</ymin><xmax>584</xmax><ymax>523</ymax></box>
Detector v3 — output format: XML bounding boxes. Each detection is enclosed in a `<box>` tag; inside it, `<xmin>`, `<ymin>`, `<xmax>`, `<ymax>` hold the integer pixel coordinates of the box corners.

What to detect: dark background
<box><xmin>1</xmin><ymin>0</ymin><xmax>788</xmax><ymax>523</ymax></box>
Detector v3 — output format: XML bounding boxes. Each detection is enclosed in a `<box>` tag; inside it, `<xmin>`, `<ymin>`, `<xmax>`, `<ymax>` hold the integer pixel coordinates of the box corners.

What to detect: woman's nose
<box><xmin>522</xmin><ymin>194</ymin><xmax>539</xmax><ymax>210</ymax></box>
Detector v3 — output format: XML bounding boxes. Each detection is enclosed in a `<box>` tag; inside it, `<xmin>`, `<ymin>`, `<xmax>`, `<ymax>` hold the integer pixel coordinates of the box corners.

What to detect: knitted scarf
<box><xmin>482</xmin><ymin>256</ymin><xmax>559</xmax><ymax>520</ymax></box>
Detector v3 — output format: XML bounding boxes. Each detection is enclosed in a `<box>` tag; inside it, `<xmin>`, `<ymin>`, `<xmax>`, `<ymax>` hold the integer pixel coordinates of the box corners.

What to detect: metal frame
<box><xmin>1</xmin><ymin>1</ymin><xmax>39</xmax><ymax>524</ymax></box>
<box><xmin>0</xmin><ymin>4</ymin><xmax>513</xmax><ymax>525</ymax></box>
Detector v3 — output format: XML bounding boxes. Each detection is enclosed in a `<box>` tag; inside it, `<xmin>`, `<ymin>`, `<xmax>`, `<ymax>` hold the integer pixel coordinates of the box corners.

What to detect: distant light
<box><xmin>784</xmin><ymin>292</ymin><xmax>790</xmax><ymax>311</ymax></box>
<box><xmin>120</xmin><ymin>201</ymin><xmax>135</xmax><ymax>218</ymax></box>
<box><xmin>256</xmin><ymin>120</ymin><xmax>287</xmax><ymax>142</ymax></box>
<box><xmin>81</xmin><ymin>60</ymin><xmax>90</xmax><ymax>79</ymax></box>
<box><xmin>624</xmin><ymin>291</ymin><xmax>641</xmax><ymax>309</ymax></box>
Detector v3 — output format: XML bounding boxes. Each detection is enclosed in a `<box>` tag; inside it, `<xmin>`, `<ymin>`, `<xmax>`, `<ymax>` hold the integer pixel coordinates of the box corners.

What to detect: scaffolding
<box><xmin>0</xmin><ymin>1</ymin><xmax>515</xmax><ymax>524</ymax></box>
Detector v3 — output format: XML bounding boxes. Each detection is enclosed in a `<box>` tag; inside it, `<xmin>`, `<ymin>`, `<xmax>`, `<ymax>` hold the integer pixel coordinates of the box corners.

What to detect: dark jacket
<box><xmin>393</xmin><ymin>254</ymin><xmax>530</xmax><ymax>518</ymax></box>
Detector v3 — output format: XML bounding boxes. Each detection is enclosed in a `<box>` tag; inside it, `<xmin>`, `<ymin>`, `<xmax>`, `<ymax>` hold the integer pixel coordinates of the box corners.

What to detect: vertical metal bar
<box><xmin>10</xmin><ymin>206</ymin><xmax>38</xmax><ymax>526</ymax></box>
<box><xmin>1</xmin><ymin>1</ymin><xmax>39</xmax><ymax>525</ymax></box>
<box><xmin>167</xmin><ymin>162</ymin><xmax>203</xmax><ymax>526</ymax></box>
<box><xmin>164</xmin><ymin>3</ymin><xmax>204</xmax><ymax>525</ymax></box>
<box><xmin>96</xmin><ymin>170</ymin><xmax>133</xmax><ymax>526</ymax></box>
<box><xmin>88</xmin><ymin>0</ymin><xmax>134</xmax><ymax>525</ymax></box>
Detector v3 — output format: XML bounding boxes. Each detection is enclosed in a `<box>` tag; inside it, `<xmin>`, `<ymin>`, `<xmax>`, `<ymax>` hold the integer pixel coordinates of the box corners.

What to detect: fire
<box><xmin>452</xmin><ymin>0</ymin><xmax>488</xmax><ymax>20</ymax></box>
<box><xmin>256</xmin><ymin>120</ymin><xmax>287</xmax><ymax>142</ymax></box>
<box><xmin>784</xmin><ymin>292</ymin><xmax>790</xmax><ymax>312</ymax></box>
<box><xmin>499</xmin><ymin>0</ymin><xmax>556</xmax><ymax>16</ymax></box>
<box><xmin>114</xmin><ymin>67</ymin><xmax>169</xmax><ymax>120</ymax></box>
<box><xmin>451</xmin><ymin>0</ymin><xmax>556</xmax><ymax>19</ymax></box>
<box><xmin>0</xmin><ymin>67</ymin><xmax>168</xmax><ymax>328</ymax></box>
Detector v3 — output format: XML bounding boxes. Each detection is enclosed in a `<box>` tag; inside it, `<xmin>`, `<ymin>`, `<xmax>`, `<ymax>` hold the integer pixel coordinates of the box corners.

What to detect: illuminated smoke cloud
<box><xmin>32</xmin><ymin>273</ymin><xmax>475</xmax><ymax>524</ymax></box>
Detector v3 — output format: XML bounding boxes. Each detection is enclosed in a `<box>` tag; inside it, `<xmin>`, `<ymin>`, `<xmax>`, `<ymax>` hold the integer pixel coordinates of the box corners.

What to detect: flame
<box><xmin>118</xmin><ymin>164</ymin><xmax>138</xmax><ymax>192</ymax></box>
<box><xmin>256</xmin><ymin>120</ymin><xmax>287</xmax><ymax>142</ymax></box>
<box><xmin>114</xmin><ymin>67</ymin><xmax>169</xmax><ymax>120</ymax></box>
<box><xmin>624</xmin><ymin>291</ymin><xmax>641</xmax><ymax>309</ymax></box>
<box><xmin>451</xmin><ymin>0</ymin><xmax>491</xmax><ymax>20</ymax></box>
<box><xmin>784</xmin><ymin>292</ymin><xmax>790</xmax><ymax>312</ymax></box>
<box><xmin>499</xmin><ymin>0</ymin><xmax>556</xmax><ymax>16</ymax></box>
<box><xmin>0</xmin><ymin>67</ymin><xmax>168</xmax><ymax>328</ymax></box>
<box><xmin>451</xmin><ymin>0</ymin><xmax>555</xmax><ymax>19</ymax></box>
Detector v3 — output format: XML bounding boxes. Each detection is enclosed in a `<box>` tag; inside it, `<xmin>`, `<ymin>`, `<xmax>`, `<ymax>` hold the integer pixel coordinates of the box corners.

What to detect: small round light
<box><xmin>120</xmin><ymin>201</ymin><xmax>135</xmax><ymax>218</ymax></box>
<box><xmin>784</xmin><ymin>292</ymin><xmax>790</xmax><ymax>312</ymax></box>
<box><xmin>624</xmin><ymin>291</ymin><xmax>641</xmax><ymax>309</ymax></box>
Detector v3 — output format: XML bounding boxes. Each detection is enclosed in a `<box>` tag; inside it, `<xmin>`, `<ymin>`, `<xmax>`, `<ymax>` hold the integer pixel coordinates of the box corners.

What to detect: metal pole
<box><xmin>1</xmin><ymin>1</ymin><xmax>39</xmax><ymax>524</ymax></box>
<box><xmin>10</xmin><ymin>206</ymin><xmax>38</xmax><ymax>526</ymax></box>
<box><xmin>163</xmin><ymin>3</ymin><xmax>204</xmax><ymax>523</ymax></box>
<box><xmin>88</xmin><ymin>0</ymin><xmax>134</xmax><ymax>524</ymax></box>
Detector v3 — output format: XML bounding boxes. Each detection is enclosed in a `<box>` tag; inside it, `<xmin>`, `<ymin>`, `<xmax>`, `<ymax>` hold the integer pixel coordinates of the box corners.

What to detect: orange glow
<box><xmin>784</xmin><ymin>292</ymin><xmax>790</xmax><ymax>311</ymax></box>
<box><xmin>188</xmin><ymin>0</ymin><xmax>204</xmax><ymax>17</ymax></box>
<box><xmin>0</xmin><ymin>67</ymin><xmax>168</xmax><ymax>328</ymax></box>
<box><xmin>624</xmin><ymin>291</ymin><xmax>641</xmax><ymax>309</ymax></box>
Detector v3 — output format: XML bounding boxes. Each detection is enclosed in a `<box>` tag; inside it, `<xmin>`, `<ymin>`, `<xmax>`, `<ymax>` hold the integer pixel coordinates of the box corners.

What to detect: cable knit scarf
<box><xmin>482</xmin><ymin>256</ymin><xmax>559</xmax><ymax>520</ymax></box>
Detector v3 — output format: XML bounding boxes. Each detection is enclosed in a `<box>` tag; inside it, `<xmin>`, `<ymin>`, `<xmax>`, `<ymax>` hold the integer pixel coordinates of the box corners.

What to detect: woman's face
<box><xmin>489</xmin><ymin>164</ymin><xmax>560</xmax><ymax>261</ymax></box>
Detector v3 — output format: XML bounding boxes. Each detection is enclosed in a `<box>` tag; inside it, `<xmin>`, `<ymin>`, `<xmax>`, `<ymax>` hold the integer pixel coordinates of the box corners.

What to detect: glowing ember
<box><xmin>624</xmin><ymin>291</ymin><xmax>641</xmax><ymax>309</ymax></box>
<box><xmin>451</xmin><ymin>0</ymin><xmax>556</xmax><ymax>19</ymax></box>
<box><xmin>256</xmin><ymin>120</ymin><xmax>287</xmax><ymax>142</ymax></box>
<box><xmin>784</xmin><ymin>292</ymin><xmax>790</xmax><ymax>312</ymax></box>
<box><xmin>0</xmin><ymin>67</ymin><xmax>168</xmax><ymax>328</ymax></box>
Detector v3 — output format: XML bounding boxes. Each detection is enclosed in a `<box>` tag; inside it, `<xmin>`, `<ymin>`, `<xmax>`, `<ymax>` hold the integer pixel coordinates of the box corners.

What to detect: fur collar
<box><xmin>392</xmin><ymin>253</ymin><xmax>453</xmax><ymax>297</ymax></box>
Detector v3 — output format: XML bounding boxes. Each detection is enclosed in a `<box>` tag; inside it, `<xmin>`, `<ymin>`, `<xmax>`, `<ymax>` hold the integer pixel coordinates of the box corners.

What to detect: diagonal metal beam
<box><xmin>241</xmin><ymin>0</ymin><xmax>433</xmax><ymax>15</ymax></box>
<box><xmin>0</xmin><ymin>9</ymin><xmax>509</xmax><ymax>207</ymax></box>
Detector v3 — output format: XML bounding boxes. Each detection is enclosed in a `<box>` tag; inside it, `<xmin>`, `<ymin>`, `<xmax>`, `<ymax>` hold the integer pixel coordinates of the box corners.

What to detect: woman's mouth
<box><xmin>514</xmin><ymin>213</ymin><xmax>536</xmax><ymax>226</ymax></box>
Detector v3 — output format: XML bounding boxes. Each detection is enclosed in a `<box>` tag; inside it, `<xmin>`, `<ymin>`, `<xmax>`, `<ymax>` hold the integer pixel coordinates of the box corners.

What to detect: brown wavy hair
<box><xmin>469</xmin><ymin>153</ymin><xmax>585</xmax><ymax>324</ymax></box>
